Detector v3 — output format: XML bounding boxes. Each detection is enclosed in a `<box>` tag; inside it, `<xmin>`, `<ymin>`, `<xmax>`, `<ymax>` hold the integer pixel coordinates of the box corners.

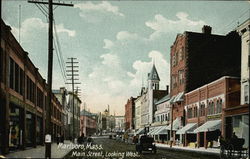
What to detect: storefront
<box><xmin>229</xmin><ymin>114</ymin><xmax>249</xmax><ymax>148</ymax></box>
<box><xmin>25</xmin><ymin>111</ymin><xmax>35</xmax><ymax>147</ymax></box>
<box><xmin>9</xmin><ymin>103</ymin><xmax>23</xmax><ymax>150</ymax></box>
<box><xmin>193</xmin><ymin>119</ymin><xmax>221</xmax><ymax>148</ymax></box>
<box><xmin>176</xmin><ymin>123</ymin><xmax>197</xmax><ymax>147</ymax></box>
<box><xmin>36</xmin><ymin>116</ymin><xmax>43</xmax><ymax>145</ymax></box>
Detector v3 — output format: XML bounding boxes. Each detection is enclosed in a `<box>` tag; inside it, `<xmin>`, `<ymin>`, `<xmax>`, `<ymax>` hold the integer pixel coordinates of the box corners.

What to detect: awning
<box><xmin>169</xmin><ymin>96</ymin><xmax>176</xmax><ymax>104</ymax></box>
<box><xmin>148</xmin><ymin>127</ymin><xmax>157</xmax><ymax>135</ymax></box>
<box><xmin>176</xmin><ymin>123</ymin><xmax>197</xmax><ymax>134</ymax></box>
<box><xmin>193</xmin><ymin>120</ymin><xmax>221</xmax><ymax>133</ymax></box>
<box><xmin>150</xmin><ymin>126</ymin><xmax>163</xmax><ymax>135</ymax></box>
<box><xmin>155</xmin><ymin>126</ymin><xmax>169</xmax><ymax>135</ymax></box>
<box><xmin>135</xmin><ymin>128</ymin><xmax>145</xmax><ymax>135</ymax></box>
<box><xmin>173</xmin><ymin>92</ymin><xmax>184</xmax><ymax>103</ymax></box>
<box><xmin>166</xmin><ymin>118</ymin><xmax>181</xmax><ymax>131</ymax></box>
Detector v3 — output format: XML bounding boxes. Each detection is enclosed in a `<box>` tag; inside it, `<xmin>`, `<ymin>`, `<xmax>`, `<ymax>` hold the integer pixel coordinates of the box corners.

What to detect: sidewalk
<box><xmin>155</xmin><ymin>143</ymin><xmax>220</xmax><ymax>156</ymax></box>
<box><xmin>5</xmin><ymin>140</ymin><xmax>73</xmax><ymax>158</ymax></box>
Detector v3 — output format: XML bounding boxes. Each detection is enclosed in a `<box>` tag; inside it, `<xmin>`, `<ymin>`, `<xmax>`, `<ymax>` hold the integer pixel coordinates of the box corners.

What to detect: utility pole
<box><xmin>66</xmin><ymin>58</ymin><xmax>80</xmax><ymax>142</ymax></box>
<box><xmin>27</xmin><ymin>1</ymin><xmax>73</xmax><ymax>158</ymax></box>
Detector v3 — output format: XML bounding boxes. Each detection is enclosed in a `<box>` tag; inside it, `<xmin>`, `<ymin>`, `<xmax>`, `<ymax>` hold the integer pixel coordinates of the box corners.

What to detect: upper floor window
<box><xmin>178</xmin><ymin>48</ymin><xmax>184</xmax><ymax>62</ymax></box>
<box><xmin>216</xmin><ymin>99</ymin><xmax>222</xmax><ymax>114</ymax></box>
<box><xmin>208</xmin><ymin>101</ymin><xmax>215</xmax><ymax>115</ymax></box>
<box><xmin>178</xmin><ymin>70</ymin><xmax>184</xmax><ymax>85</ymax></box>
<box><xmin>187</xmin><ymin>107</ymin><xmax>192</xmax><ymax>118</ymax></box>
<box><xmin>193</xmin><ymin>106</ymin><xmax>198</xmax><ymax>118</ymax></box>
<box><xmin>199</xmin><ymin>103</ymin><xmax>205</xmax><ymax>116</ymax></box>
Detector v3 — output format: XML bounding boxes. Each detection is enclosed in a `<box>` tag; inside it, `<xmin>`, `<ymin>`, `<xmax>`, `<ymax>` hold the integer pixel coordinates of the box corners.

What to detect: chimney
<box><xmin>166</xmin><ymin>85</ymin><xmax>169</xmax><ymax>95</ymax></box>
<box><xmin>202</xmin><ymin>25</ymin><xmax>212</xmax><ymax>34</ymax></box>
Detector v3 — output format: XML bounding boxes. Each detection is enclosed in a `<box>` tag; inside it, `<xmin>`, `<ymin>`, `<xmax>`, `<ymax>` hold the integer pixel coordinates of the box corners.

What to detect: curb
<box><xmin>156</xmin><ymin>144</ymin><xmax>220</xmax><ymax>157</ymax></box>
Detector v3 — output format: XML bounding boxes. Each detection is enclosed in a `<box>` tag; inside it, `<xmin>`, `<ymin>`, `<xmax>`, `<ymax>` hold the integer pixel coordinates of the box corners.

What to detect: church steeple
<box><xmin>148</xmin><ymin>64</ymin><xmax>160</xmax><ymax>90</ymax></box>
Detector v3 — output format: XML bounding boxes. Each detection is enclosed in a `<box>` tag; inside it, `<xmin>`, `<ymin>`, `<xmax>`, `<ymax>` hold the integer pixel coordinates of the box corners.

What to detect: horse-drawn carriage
<box><xmin>220</xmin><ymin>137</ymin><xmax>248</xmax><ymax>159</ymax></box>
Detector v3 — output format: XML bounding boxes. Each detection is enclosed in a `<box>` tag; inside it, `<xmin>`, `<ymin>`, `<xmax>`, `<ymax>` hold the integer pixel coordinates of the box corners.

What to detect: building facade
<box><xmin>183</xmin><ymin>76</ymin><xmax>241</xmax><ymax>148</ymax></box>
<box><xmin>67</xmin><ymin>92</ymin><xmax>81</xmax><ymax>140</ymax></box>
<box><xmin>125</xmin><ymin>97</ymin><xmax>136</xmax><ymax>130</ymax></box>
<box><xmin>140</xmin><ymin>64</ymin><xmax>168</xmax><ymax>128</ymax></box>
<box><xmin>0</xmin><ymin>19</ymin><xmax>63</xmax><ymax>154</ymax></box>
<box><xmin>80</xmin><ymin>110</ymin><xmax>97</xmax><ymax>137</ymax></box>
<box><xmin>169</xmin><ymin>25</ymin><xmax>241</xmax><ymax>144</ymax></box>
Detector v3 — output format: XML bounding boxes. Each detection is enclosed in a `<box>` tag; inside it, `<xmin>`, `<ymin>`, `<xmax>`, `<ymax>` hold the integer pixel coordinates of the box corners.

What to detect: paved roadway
<box><xmin>65</xmin><ymin>136</ymin><xmax>220</xmax><ymax>159</ymax></box>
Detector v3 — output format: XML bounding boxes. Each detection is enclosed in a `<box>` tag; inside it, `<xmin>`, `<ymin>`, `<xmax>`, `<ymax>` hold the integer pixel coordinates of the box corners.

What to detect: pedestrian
<box><xmin>57</xmin><ymin>133</ymin><xmax>61</xmax><ymax>145</ymax></box>
<box><xmin>61</xmin><ymin>133</ymin><xmax>64</xmax><ymax>144</ymax></box>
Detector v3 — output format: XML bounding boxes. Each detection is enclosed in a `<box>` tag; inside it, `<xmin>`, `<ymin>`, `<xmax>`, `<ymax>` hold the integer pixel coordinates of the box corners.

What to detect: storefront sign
<box><xmin>45</xmin><ymin>134</ymin><xmax>51</xmax><ymax>143</ymax></box>
<box><xmin>207</xmin><ymin>114</ymin><xmax>221</xmax><ymax>120</ymax></box>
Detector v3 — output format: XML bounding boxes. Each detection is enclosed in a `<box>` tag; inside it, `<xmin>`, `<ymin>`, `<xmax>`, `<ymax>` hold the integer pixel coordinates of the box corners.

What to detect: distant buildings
<box><xmin>80</xmin><ymin>109</ymin><xmax>97</xmax><ymax>137</ymax></box>
<box><xmin>125</xmin><ymin>97</ymin><xmax>136</xmax><ymax>130</ymax></box>
<box><xmin>96</xmin><ymin>107</ymin><xmax>125</xmax><ymax>135</ymax></box>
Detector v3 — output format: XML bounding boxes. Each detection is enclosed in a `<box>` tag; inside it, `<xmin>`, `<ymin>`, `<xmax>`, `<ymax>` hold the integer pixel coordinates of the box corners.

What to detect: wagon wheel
<box><xmin>227</xmin><ymin>144</ymin><xmax>234</xmax><ymax>159</ymax></box>
<box><xmin>220</xmin><ymin>145</ymin><xmax>226</xmax><ymax>159</ymax></box>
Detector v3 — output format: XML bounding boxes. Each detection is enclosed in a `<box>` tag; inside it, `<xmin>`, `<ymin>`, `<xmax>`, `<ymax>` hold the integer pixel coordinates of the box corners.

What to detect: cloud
<box><xmin>75</xmin><ymin>1</ymin><xmax>124</xmax><ymax>17</ymax></box>
<box><xmin>116</xmin><ymin>31</ymin><xmax>139</xmax><ymax>41</ymax></box>
<box><xmin>145</xmin><ymin>12</ymin><xmax>206</xmax><ymax>40</ymax></box>
<box><xmin>11</xmin><ymin>18</ymin><xmax>76</xmax><ymax>38</ymax></box>
<box><xmin>128</xmin><ymin>50</ymin><xmax>170</xmax><ymax>90</ymax></box>
<box><xmin>103</xmin><ymin>39</ymin><xmax>114</xmax><ymax>49</ymax></box>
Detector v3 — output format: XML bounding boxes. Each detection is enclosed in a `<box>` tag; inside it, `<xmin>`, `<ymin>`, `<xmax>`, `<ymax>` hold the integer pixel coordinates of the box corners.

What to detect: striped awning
<box><xmin>193</xmin><ymin>120</ymin><xmax>221</xmax><ymax>133</ymax></box>
<box><xmin>176</xmin><ymin>123</ymin><xmax>197</xmax><ymax>134</ymax></box>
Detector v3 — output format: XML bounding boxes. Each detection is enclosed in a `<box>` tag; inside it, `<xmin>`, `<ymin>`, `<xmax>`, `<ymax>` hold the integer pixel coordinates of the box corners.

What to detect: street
<box><xmin>65</xmin><ymin>136</ymin><xmax>220</xmax><ymax>159</ymax></box>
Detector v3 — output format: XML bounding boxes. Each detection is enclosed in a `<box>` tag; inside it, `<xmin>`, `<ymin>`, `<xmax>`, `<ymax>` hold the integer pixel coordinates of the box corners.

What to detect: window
<box><xmin>187</xmin><ymin>108</ymin><xmax>192</xmax><ymax>118</ymax></box>
<box><xmin>19</xmin><ymin>69</ymin><xmax>24</xmax><ymax>95</ymax></box>
<box><xmin>208</xmin><ymin>101</ymin><xmax>215</xmax><ymax>115</ymax></box>
<box><xmin>244</xmin><ymin>85</ymin><xmax>249</xmax><ymax>104</ymax></box>
<box><xmin>172</xmin><ymin>54</ymin><xmax>176</xmax><ymax>67</ymax></box>
<box><xmin>178</xmin><ymin>70</ymin><xmax>184</xmax><ymax>85</ymax></box>
<box><xmin>199</xmin><ymin>103</ymin><xmax>205</xmax><ymax>116</ymax></box>
<box><xmin>172</xmin><ymin>75</ymin><xmax>177</xmax><ymax>88</ymax></box>
<box><xmin>193</xmin><ymin>106</ymin><xmax>198</xmax><ymax>118</ymax></box>
<box><xmin>216</xmin><ymin>99</ymin><xmax>222</xmax><ymax>114</ymax></box>
<box><xmin>179</xmin><ymin>48</ymin><xmax>184</xmax><ymax>61</ymax></box>
<box><xmin>14</xmin><ymin>62</ymin><xmax>19</xmax><ymax>93</ymax></box>
<box><xmin>9</xmin><ymin>57</ymin><xmax>14</xmax><ymax>89</ymax></box>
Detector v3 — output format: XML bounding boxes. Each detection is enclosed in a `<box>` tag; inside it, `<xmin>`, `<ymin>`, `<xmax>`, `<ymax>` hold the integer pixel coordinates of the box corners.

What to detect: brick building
<box><xmin>169</xmin><ymin>25</ymin><xmax>241</xmax><ymax>144</ymax></box>
<box><xmin>125</xmin><ymin>97</ymin><xmax>136</xmax><ymax>130</ymax></box>
<box><xmin>80</xmin><ymin>110</ymin><xmax>97</xmax><ymax>137</ymax></box>
<box><xmin>0</xmin><ymin>19</ymin><xmax>63</xmax><ymax>154</ymax></box>
<box><xmin>183</xmin><ymin>76</ymin><xmax>240</xmax><ymax>148</ymax></box>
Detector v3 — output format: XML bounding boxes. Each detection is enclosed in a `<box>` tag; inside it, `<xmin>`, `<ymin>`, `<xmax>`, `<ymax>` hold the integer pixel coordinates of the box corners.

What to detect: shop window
<box><xmin>9</xmin><ymin>57</ymin><xmax>14</xmax><ymax>89</ymax></box>
<box><xmin>0</xmin><ymin>47</ymin><xmax>3</xmax><ymax>82</ymax></box>
<box><xmin>244</xmin><ymin>85</ymin><xmax>249</xmax><ymax>104</ymax></box>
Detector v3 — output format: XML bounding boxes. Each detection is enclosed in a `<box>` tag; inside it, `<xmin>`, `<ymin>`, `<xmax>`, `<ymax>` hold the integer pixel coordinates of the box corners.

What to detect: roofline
<box><xmin>185</xmin><ymin>76</ymin><xmax>240</xmax><ymax>95</ymax></box>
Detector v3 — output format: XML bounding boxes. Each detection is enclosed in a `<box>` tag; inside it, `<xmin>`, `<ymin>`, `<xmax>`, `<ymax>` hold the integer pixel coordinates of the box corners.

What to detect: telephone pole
<box><xmin>66</xmin><ymin>58</ymin><xmax>81</xmax><ymax>142</ymax></box>
<box><xmin>27</xmin><ymin>1</ymin><xmax>73</xmax><ymax>158</ymax></box>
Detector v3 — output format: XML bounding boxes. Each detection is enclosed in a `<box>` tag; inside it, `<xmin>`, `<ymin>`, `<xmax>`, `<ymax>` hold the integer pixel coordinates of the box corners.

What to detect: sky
<box><xmin>2</xmin><ymin>0</ymin><xmax>250</xmax><ymax>115</ymax></box>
